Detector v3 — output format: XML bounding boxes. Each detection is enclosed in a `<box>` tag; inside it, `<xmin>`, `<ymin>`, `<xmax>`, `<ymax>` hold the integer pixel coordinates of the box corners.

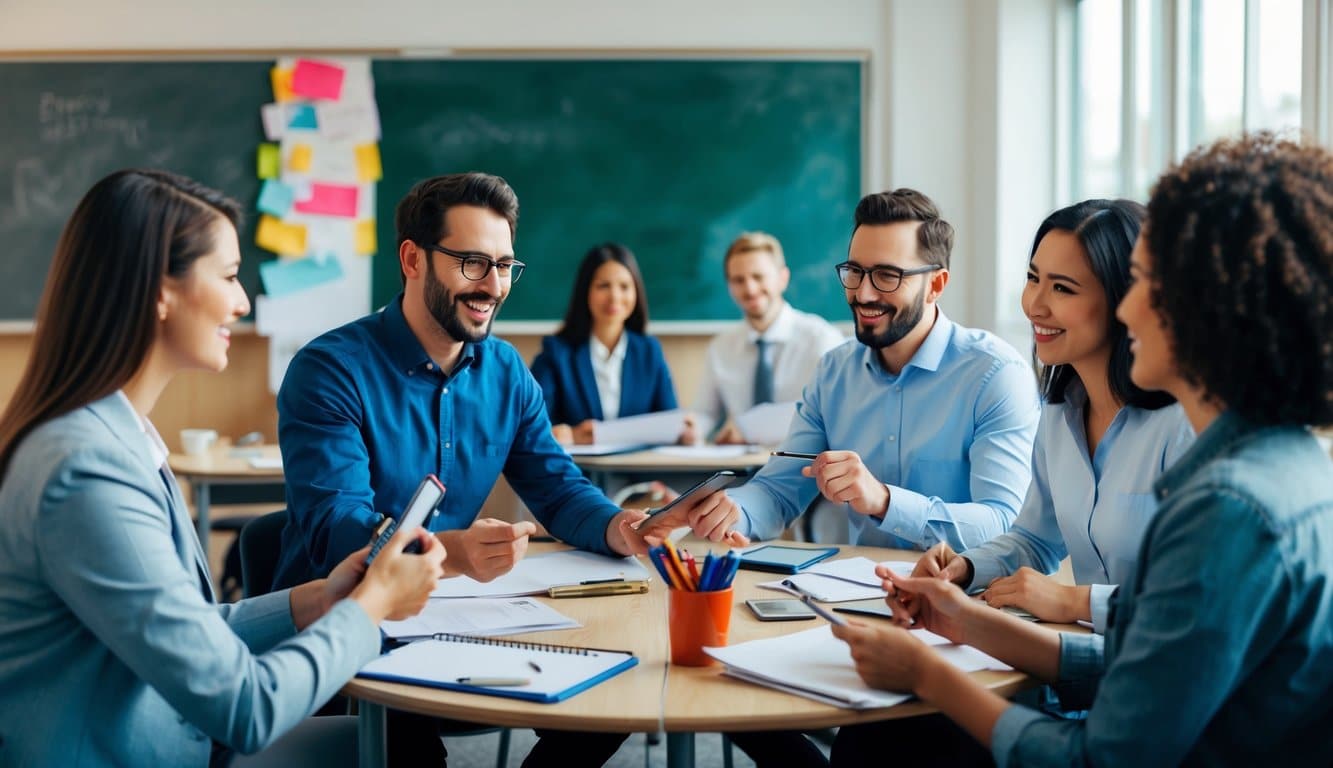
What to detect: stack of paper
<box><xmin>593</xmin><ymin>409</ymin><xmax>690</xmax><ymax>446</ymax></box>
<box><xmin>431</xmin><ymin>550</ymin><xmax>652</xmax><ymax>599</ymax></box>
<box><xmin>380</xmin><ymin>597</ymin><xmax>579</xmax><ymax>640</ymax></box>
<box><xmin>703</xmin><ymin>624</ymin><xmax>1010</xmax><ymax>710</ymax></box>
<box><xmin>758</xmin><ymin>557</ymin><xmax>912</xmax><ymax>602</ymax></box>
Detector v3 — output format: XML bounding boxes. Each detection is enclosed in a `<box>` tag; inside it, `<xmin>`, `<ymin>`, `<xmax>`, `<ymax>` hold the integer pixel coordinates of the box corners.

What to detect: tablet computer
<box><xmin>736</xmin><ymin>544</ymin><xmax>839</xmax><ymax>574</ymax></box>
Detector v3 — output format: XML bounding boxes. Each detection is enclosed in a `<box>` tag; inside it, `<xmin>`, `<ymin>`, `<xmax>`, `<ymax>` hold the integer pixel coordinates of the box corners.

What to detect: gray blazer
<box><xmin>0</xmin><ymin>394</ymin><xmax>380</xmax><ymax>767</ymax></box>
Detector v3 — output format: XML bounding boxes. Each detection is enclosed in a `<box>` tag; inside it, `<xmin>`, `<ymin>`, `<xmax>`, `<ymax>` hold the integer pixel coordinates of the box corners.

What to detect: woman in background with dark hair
<box><xmin>834</xmin><ymin>133</ymin><xmax>1333</xmax><ymax>765</ymax></box>
<box><xmin>911</xmin><ymin>199</ymin><xmax>1193</xmax><ymax>629</ymax></box>
<box><xmin>0</xmin><ymin>169</ymin><xmax>444</xmax><ymax>767</ymax></box>
<box><xmin>532</xmin><ymin>242</ymin><xmax>689</xmax><ymax>445</ymax></box>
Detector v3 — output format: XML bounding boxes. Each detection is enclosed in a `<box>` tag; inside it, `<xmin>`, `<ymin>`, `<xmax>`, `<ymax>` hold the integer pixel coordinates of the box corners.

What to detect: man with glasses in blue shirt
<box><xmin>272</xmin><ymin>173</ymin><xmax>672</xmax><ymax>766</ymax></box>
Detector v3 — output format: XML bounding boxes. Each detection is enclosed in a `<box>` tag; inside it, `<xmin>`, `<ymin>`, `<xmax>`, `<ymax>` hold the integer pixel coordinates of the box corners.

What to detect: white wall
<box><xmin>0</xmin><ymin>0</ymin><xmax>1060</xmax><ymax>343</ymax></box>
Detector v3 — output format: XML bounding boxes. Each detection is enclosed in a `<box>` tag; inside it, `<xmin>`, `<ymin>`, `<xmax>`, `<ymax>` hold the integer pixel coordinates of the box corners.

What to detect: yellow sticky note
<box><xmin>355</xmin><ymin>219</ymin><xmax>377</xmax><ymax>255</ymax></box>
<box><xmin>355</xmin><ymin>143</ymin><xmax>382</xmax><ymax>182</ymax></box>
<box><xmin>270</xmin><ymin>67</ymin><xmax>295</xmax><ymax>103</ymax></box>
<box><xmin>255</xmin><ymin>215</ymin><xmax>308</xmax><ymax>257</ymax></box>
<box><xmin>257</xmin><ymin>144</ymin><xmax>280</xmax><ymax>179</ymax></box>
<box><xmin>288</xmin><ymin>143</ymin><xmax>313</xmax><ymax>172</ymax></box>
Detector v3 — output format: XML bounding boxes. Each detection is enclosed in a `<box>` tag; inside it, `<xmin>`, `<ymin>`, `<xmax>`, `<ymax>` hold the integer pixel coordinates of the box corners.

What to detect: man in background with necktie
<box><xmin>694</xmin><ymin>231</ymin><xmax>846</xmax><ymax>443</ymax></box>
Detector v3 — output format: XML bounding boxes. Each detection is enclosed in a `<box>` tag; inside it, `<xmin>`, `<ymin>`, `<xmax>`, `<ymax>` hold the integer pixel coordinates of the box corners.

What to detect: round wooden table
<box><xmin>345</xmin><ymin>542</ymin><xmax>1071</xmax><ymax>767</ymax></box>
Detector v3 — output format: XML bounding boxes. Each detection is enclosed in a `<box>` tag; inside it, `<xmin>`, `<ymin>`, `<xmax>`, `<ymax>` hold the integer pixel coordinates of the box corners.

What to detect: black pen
<box><xmin>580</xmin><ymin>577</ymin><xmax>625</xmax><ymax>585</ymax></box>
<box><xmin>528</xmin><ymin>660</ymin><xmax>543</xmax><ymax>674</ymax></box>
<box><xmin>770</xmin><ymin>451</ymin><xmax>818</xmax><ymax>460</ymax></box>
<box><xmin>456</xmin><ymin>676</ymin><xmax>529</xmax><ymax>686</ymax></box>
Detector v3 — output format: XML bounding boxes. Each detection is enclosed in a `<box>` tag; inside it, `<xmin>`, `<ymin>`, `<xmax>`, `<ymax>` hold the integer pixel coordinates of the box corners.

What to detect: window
<box><xmin>1071</xmin><ymin>0</ymin><xmax>1316</xmax><ymax>201</ymax></box>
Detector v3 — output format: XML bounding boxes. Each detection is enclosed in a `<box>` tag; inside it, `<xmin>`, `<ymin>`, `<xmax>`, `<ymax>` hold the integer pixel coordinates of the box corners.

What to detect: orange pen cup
<box><xmin>668</xmin><ymin>587</ymin><xmax>734</xmax><ymax>666</ymax></box>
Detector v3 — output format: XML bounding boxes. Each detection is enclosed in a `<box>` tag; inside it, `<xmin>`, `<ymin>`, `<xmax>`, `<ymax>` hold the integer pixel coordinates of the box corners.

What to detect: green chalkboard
<box><xmin>0</xmin><ymin>61</ymin><xmax>271</xmax><ymax>321</ymax></box>
<box><xmin>0</xmin><ymin>58</ymin><xmax>861</xmax><ymax>323</ymax></box>
<box><xmin>374</xmin><ymin>59</ymin><xmax>862</xmax><ymax>321</ymax></box>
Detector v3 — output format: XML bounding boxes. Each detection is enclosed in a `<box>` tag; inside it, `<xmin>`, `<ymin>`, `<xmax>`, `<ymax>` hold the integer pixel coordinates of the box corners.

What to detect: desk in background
<box><xmin>168</xmin><ymin>441</ymin><xmax>284</xmax><ymax>554</ymax></box>
<box><xmin>345</xmin><ymin>541</ymin><xmax>1080</xmax><ymax>768</ymax></box>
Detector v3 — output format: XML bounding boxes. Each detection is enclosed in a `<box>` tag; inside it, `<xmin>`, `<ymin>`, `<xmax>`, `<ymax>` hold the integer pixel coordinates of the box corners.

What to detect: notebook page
<box><xmin>431</xmin><ymin>550</ymin><xmax>652</xmax><ymax>598</ymax></box>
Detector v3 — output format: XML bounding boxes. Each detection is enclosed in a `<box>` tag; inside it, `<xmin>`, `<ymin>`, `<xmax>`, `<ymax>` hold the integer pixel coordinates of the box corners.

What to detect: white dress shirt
<box><xmin>589</xmin><ymin>332</ymin><xmax>629</xmax><ymax>421</ymax></box>
<box><xmin>694</xmin><ymin>302</ymin><xmax>846</xmax><ymax>424</ymax></box>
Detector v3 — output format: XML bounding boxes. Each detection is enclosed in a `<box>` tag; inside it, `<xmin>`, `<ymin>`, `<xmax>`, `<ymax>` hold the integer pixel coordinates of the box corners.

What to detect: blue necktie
<box><xmin>753</xmin><ymin>338</ymin><xmax>774</xmax><ymax>405</ymax></box>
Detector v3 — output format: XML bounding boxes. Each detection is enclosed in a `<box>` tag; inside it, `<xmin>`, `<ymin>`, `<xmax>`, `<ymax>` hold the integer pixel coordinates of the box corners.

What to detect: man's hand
<box><xmin>801</xmin><ymin>450</ymin><xmax>889</xmax><ymax>517</ymax></box>
<box><xmin>627</xmin><ymin>489</ymin><xmax>750</xmax><ymax>549</ymax></box>
<box><xmin>831</xmin><ymin>620</ymin><xmax>935</xmax><ymax>695</ymax></box>
<box><xmin>912</xmin><ymin>542</ymin><xmax>974</xmax><ymax>586</ymax></box>
<box><xmin>713</xmin><ymin>423</ymin><xmax>746</xmax><ymax>445</ymax></box>
<box><xmin>981</xmin><ymin>567</ymin><xmax>1090</xmax><ymax>624</ymax></box>
<box><xmin>437</xmin><ymin>518</ymin><xmax>536</xmax><ymax>582</ymax></box>
<box><xmin>572</xmin><ymin>420</ymin><xmax>597</xmax><ymax>445</ymax></box>
<box><xmin>551</xmin><ymin>424</ymin><xmax>574</xmax><ymax>445</ymax></box>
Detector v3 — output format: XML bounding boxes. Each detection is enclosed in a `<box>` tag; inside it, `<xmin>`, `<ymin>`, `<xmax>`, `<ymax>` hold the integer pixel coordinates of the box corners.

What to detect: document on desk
<box><xmin>649</xmin><ymin>444</ymin><xmax>756</xmax><ymax>459</ymax></box>
<box><xmin>734</xmin><ymin>401</ymin><xmax>797</xmax><ymax>446</ymax></box>
<box><xmin>381</xmin><ymin>597</ymin><xmax>580</xmax><ymax>640</ymax></box>
<box><xmin>757</xmin><ymin>557</ymin><xmax>913</xmax><ymax>602</ymax></box>
<box><xmin>247</xmin><ymin>456</ymin><xmax>284</xmax><ymax>469</ymax></box>
<box><xmin>564</xmin><ymin>443</ymin><xmax>652</xmax><ymax>456</ymax></box>
<box><xmin>430</xmin><ymin>550</ymin><xmax>653</xmax><ymax>598</ymax></box>
<box><xmin>704</xmin><ymin>625</ymin><xmax>1010</xmax><ymax>710</ymax></box>
<box><xmin>592</xmin><ymin>409</ymin><xmax>689</xmax><ymax>445</ymax></box>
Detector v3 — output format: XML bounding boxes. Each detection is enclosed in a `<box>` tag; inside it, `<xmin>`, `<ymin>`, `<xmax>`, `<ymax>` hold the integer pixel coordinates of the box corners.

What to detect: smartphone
<box><xmin>746</xmin><ymin>598</ymin><xmax>817</xmax><ymax>622</ymax></box>
<box><xmin>800</xmin><ymin>595</ymin><xmax>849</xmax><ymax>626</ymax></box>
<box><xmin>644</xmin><ymin>470</ymin><xmax>745</xmax><ymax>519</ymax></box>
<box><xmin>365</xmin><ymin>474</ymin><xmax>446</xmax><ymax>566</ymax></box>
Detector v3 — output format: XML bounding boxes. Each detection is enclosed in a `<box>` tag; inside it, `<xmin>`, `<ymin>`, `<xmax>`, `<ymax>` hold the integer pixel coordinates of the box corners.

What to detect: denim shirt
<box><xmin>964</xmin><ymin>388</ymin><xmax>1195</xmax><ymax>631</ymax></box>
<box><xmin>992</xmin><ymin>413</ymin><xmax>1333</xmax><ymax>766</ymax></box>
<box><xmin>730</xmin><ymin>310</ymin><xmax>1040</xmax><ymax>550</ymax></box>
<box><xmin>272</xmin><ymin>295</ymin><xmax>619</xmax><ymax>588</ymax></box>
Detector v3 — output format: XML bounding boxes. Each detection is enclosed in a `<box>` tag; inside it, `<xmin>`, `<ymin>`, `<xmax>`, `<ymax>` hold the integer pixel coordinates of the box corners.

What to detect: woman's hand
<box><xmin>981</xmin><ymin>567</ymin><xmax>1090</xmax><ymax>624</ymax></box>
<box><xmin>831</xmin><ymin>620</ymin><xmax>936</xmax><ymax>695</ymax></box>
<box><xmin>911</xmin><ymin>542</ymin><xmax>974</xmax><ymax>586</ymax></box>
<box><xmin>352</xmin><ymin>525</ymin><xmax>447</xmax><ymax>622</ymax></box>
<box><xmin>880</xmin><ymin>568</ymin><xmax>976</xmax><ymax>644</ymax></box>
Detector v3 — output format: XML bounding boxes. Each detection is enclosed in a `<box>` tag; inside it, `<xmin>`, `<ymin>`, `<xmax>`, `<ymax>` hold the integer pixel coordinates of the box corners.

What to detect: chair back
<box><xmin>239</xmin><ymin>510</ymin><xmax>288</xmax><ymax>598</ymax></box>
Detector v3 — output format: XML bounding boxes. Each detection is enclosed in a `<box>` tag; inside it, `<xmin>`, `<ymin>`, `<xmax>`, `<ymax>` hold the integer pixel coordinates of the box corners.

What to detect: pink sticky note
<box><xmin>290</xmin><ymin>59</ymin><xmax>346</xmax><ymax>101</ymax></box>
<box><xmin>293</xmin><ymin>183</ymin><xmax>359</xmax><ymax>218</ymax></box>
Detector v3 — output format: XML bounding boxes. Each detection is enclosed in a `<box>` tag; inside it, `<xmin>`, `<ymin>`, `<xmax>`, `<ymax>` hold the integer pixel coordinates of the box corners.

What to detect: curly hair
<box><xmin>1145</xmin><ymin>132</ymin><xmax>1333</xmax><ymax>426</ymax></box>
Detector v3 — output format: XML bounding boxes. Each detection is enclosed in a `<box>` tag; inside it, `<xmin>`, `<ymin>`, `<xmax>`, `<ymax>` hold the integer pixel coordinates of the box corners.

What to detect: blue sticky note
<box><xmin>287</xmin><ymin>104</ymin><xmax>318</xmax><ymax>131</ymax></box>
<box><xmin>259</xmin><ymin>256</ymin><xmax>344</xmax><ymax>297</ymax></box>
<box><xmin>256</xmin><ymin>179</ymin><xmax>295</xmax><ymax>217</ymax></box>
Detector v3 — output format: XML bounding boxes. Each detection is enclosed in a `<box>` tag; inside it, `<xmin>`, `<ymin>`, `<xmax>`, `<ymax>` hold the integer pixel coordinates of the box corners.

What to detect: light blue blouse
<box><xmin>964</xmin><ymin>384</ymin><xmax>1195</xmax><ymax>631</ymax></box>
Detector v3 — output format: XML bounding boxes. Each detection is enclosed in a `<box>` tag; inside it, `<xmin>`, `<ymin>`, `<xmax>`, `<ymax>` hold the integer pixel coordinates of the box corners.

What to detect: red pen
<box><xmin>683</xmin><ymin>550</ymin><xmax>701</xmax><ymax>590</ymax></box>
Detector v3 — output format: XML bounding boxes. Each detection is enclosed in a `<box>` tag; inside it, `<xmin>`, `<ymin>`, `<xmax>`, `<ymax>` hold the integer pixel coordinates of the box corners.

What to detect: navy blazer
<box><xmin>530</xmin><ymin>331</ymin><xmax>678</xmax><ymax>425</ymax></box>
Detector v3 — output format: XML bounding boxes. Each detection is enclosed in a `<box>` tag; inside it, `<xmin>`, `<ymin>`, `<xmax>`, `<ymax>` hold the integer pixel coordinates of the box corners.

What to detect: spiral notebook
<box><xmin>357</xmin><ymin>633</ymin><xmax>638</xmax><ymax>704</ymax></box>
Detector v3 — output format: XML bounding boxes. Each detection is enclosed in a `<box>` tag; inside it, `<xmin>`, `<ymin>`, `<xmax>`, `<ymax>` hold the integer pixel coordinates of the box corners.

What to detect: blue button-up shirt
<box><xmin>992</xmin><ymin>413</ymin><xmax>1333</xmax><ymax>766</ymax></box>
<box><xmin>730</xmin><ymin>311</ymin><xmax>1040</xmax><ymax>550</ymax></box>
<box><xmin>964</xmin><ymin>386</ymin><xmax>1195</xmax><ymax>631</ymax></box>
<box><xmin>272</xmin><ymin>296</ymin><xmax>619</xmax><ymax>589</ymax></box>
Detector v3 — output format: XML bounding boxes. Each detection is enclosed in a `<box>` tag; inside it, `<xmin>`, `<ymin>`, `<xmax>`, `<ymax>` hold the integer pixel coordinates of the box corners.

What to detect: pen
<box><xmin>456</xmin><ymin>677</ymin><xmax>530</xmax><ymax>686</ymax></box>
<box><xmin>770</xmin><ymin>451</ymin><xmax>819</xmax><ymax>460</ymax></box>
<box><xmin>528</xmin><ymin>660</ymin><xmax>543</xmax><ymax>674</ymax></box>
<box><xmin>580</xmin><ymin>577</ymin><xmax>625</xmax><ymax>585</ymax></box>
<box><xmin>548</xmin><ymin>580</ymin><xmax>651</xmax><ymax>598</ymax></box>
<box><xmin>800</xmin><ymin>595</ymin><xmax>849</xmax><ymax>626</ymax></box>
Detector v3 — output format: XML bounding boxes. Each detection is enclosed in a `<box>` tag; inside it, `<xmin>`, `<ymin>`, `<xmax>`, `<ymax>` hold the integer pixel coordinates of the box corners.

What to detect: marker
<box><xmin>456</xmin><ymin>677</ymin><xmax>530</xmax><ymax>686</ymax></box>
<box><xmin>770</xmin><ymin>451</ymin><xmax>818</xmax><ymax>460</ymax></box>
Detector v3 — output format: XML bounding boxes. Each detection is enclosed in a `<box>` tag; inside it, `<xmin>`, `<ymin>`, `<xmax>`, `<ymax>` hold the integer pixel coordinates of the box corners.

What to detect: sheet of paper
<box><xmin>431</xmin><ymin>550</ymin><xmax>652</xmax><ymax>599</ymax></box>
<box><xmin>354</xmin><ymin>219</ymin><xmax>376</xmax><ymax>255</ymax></box>
<box><xmin>563</xmin><ymin>443</ymin><xmax>651</xmax><ymax>456</ymax></box>
<box><xmin>266</xmin><ymin>334</ymin><xmax>311</xmax><ymax>395</ymax></box>
<box><xmin>270</xmin><ymin>67</ymin><xmax>295</xmax><ymax>102</ymax></box>
<box><xmin>248</xmin><ymin>456</ymin><xmax>284</xmax><ymax>470</ymax></box>
<box><xmin>260</xmin><ymin>104</ymin><xmax>289</xmax><ymax>142</ymax></box>
<box><xmin>255</xmin><ymin>215</ymin><xmax>308</xmax><ymax>257</ymax></box>
<box><xmin>318</xmin><ymin>103</ymin><xmax>382</xmax><ymax>141</ymax></box>
<box><xmin>293</xmin><ymin>182</ymin><xmax>359</xmax><ymax>217</ymax></box>
<box><xmin>256</xmin><ymin>143</ymin><xmax>281</xmax><ymax>178</ymax></box>
<box><xmin>757</xmin><ymin>558</ymin><xmax>912</xmax><ymax>602</ymax></box>
<box><xmin>254</xmin><ymin>253</ymin><xmax>370</xmax><ymax>338</ymax></box>
<box><xmin>259</xmin><ymin>255</ymin><xmax>343</xmax><ymax>298</ymax></box>
<box><xmin>354</xmin><ymin>142</ymin><xmax>382</xmax><ymax>181</ymax></box>
<box><xmin>650</xmin><ymin>444</ymin><xmax>756</xmax><ymax>459</ymax></box>
<box><xmin>381</xmin><ymin>597</ymin><xmax>580</xmax><ymax>640</ymax></box>
<box><xmin>287</xmin><ymin>143</ymin><xmax>313</xmax><ymax>172</ymax></box>
<box><xmin>287</xmin><ymin>104</ymin><xmax>318</xmax><ymax>131</ymax></box>
<box><xmin>593</xmin><ymin>409</ymin><xmax>689</xmax><ymax>446</ymax></box>
<box><xmin>291</xmin><ymin>58</ymin><xmax>346</xmax><ymax>101</ymax></box>
<box><xmin>735</xmin><ymin>401</ymin><xmax>797</xmax><ymax>446</ymax></box>
<box><xmin>256</xmin><ymin>179</ymin><xmax>294</xmax><ymax>217</ymax></box>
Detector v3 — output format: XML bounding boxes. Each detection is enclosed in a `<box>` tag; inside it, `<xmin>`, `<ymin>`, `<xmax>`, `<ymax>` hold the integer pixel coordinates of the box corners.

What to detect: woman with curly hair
<box><xmin>830</xmin><ymin>132</ymin><xmax>1333</xmax><ymax>766</ymax></box>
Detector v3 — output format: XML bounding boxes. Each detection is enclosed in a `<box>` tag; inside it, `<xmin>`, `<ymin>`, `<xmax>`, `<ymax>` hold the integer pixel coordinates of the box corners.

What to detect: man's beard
<box><xmin>852</xmin><ymin>282</ymin><xmax>925</xmax><ymax>349</ymax></box>
<box><xmin>424</xmin><ymin>266</ymin><xmax>500</xmax><ymax>343</ymax></box>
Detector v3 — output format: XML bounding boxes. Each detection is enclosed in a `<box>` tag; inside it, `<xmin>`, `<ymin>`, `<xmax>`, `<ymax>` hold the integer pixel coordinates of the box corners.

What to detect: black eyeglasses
<box><xmin>424</xmin><ymin>243</ymin><xmax>526</xmax><ymax>284</ymax></box>
<box><xmin>835</xmin><ymin>261</ymin><xmax>942</xmax><ymax>293</ymax></box>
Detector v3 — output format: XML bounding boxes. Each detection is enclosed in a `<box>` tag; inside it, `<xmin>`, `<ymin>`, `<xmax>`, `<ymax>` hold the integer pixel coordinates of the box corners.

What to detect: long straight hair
<box><xmin>0</xmin><ymin>169</ymin><xmax>240</xmax><ymax>475</ymax></box>
<box><xmin>555</xmin><ymin>242</ymin><xmax>650</xmax><ymax>344</ymax></box>
<box><xmin>1031</xmin><ymin>199</ymin><xmax>1174</xmax><ymax>410</ymax></box>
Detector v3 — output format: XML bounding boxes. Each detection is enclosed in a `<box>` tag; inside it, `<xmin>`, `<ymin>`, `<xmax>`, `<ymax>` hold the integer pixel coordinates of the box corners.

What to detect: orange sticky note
<box><xmin>270</xmin><ymin>67</ymin><xmax>295</xmax><ymax>102</ymax></box>
<box><xmin>355</xmin><ymin>219</ymin><xmax>376</xmax><ymax>255</ymax></box>
<box><xmin>255</xmin><ymin>215</ymin><xmax>308</xmax><ymax>256</ymax></box>
<box><xmin>354</xmin><ymin>143</ymin><xmax>382</xmax><ymax>182</ymax></box>
<box><xmin>257</xmin><ymin>144</ymin><xmax>280</xmax><ymax>179</ymax></box>
<box><xmin>288</xmin><ymin>143</ymin><xmax>313</xmax><ymax>172</ymax></box>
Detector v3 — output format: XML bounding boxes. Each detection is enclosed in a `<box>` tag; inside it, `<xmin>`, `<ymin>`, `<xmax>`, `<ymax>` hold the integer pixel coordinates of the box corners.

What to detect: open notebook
<box><xmin>357</xmin><ymin>634</ymin><xmax>637</xmax><ymax>704</ymax></box>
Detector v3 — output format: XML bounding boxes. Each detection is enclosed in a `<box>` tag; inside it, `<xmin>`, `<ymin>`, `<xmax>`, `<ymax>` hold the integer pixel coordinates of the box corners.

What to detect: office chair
<box><xmin>236</xmin><ymin>511</ymin><xmax>512</xmax><ymax>768</ymax></box>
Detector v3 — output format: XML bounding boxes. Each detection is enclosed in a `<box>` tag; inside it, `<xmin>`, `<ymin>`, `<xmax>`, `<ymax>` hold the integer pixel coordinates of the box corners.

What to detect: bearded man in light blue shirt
<box><xmin>701</xmin><ymin>188</ymin><xmax>1040</xmax><ymax>551</ymax></box>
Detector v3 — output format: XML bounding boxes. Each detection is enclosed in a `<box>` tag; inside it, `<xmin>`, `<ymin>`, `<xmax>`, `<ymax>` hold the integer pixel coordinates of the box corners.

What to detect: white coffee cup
<box><xmin>180</xmin><ymin>428</ymin><xmax>219</xmax><ymax>457</ymax></box>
